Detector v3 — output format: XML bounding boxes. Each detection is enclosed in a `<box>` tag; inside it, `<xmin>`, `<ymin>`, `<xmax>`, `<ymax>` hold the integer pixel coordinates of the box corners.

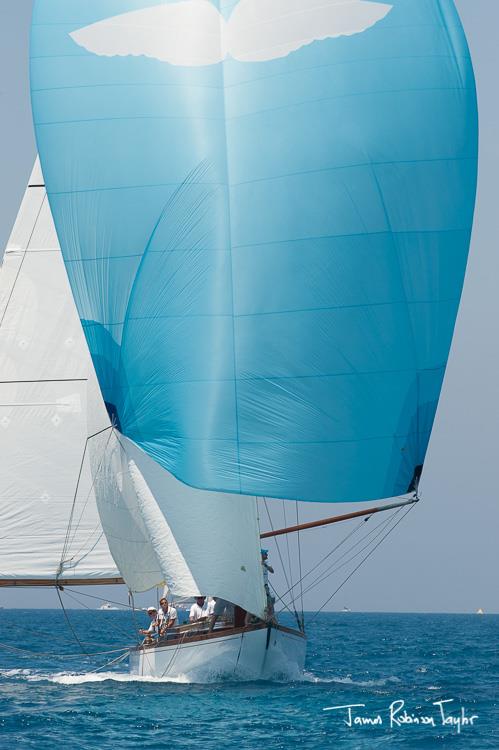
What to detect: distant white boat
<box><xmin>476</xmin><ymin>608</ymin><xmax>484</xmax><ymax>615</ymax></box>
<box><xmin>99</xmin><ymin>602</ymin><xmax>120</xmax><ymax>611</ymax></box>
<box><xmin>341</xmin><ymin>606</ymin><xmax>352</xmax><ymax>613</ymax></box>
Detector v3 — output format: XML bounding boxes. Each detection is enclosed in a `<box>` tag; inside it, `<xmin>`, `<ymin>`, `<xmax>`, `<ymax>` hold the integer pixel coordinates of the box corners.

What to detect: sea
<box><xmin>0</xmin><ymin>610</ymin><xmax>497</xmax><ymax>749</ymax></box>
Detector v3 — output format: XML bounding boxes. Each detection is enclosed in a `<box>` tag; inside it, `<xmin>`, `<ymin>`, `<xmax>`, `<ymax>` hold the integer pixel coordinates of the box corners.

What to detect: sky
<box><xmin>0</xmin><ymin>1</ymin><xmax>498</xmax><ymax>613</ymax></box>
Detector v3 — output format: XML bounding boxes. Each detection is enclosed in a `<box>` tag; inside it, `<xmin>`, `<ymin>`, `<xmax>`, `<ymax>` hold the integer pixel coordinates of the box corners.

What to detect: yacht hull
<box><xmin>129</xmin><ymin>623</ymin><xmax>306</xmax><ymax>681</ymax></box>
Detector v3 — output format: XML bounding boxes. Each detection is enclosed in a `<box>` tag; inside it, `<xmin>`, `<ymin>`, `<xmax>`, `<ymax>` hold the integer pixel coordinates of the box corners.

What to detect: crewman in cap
<box><xmin>139</xmin><ymin>606</ymin><xmax>159</xmax><ymax>642</ymax></box>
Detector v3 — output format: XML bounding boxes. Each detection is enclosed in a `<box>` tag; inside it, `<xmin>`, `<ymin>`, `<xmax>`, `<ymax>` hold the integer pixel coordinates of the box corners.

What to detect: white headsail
<box><xmin>91</xmin><ymin>431</ymin><xmax>267</xmax><ymax>617</ymax></box>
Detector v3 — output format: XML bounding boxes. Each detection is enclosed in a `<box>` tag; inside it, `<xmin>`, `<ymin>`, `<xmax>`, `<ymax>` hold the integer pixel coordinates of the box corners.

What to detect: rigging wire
<box><xmin>287</xmin><ymin>509</ymin><xmax>403</xmax><ymax>605</ymax></box>
<box><xmin>308</xmin><ymin>503</ymin><xmax>417</xmax><ymax>622</ymax></box>
<box><xmin>277</xmin><ymin>503</ymin><xmax>415</xmax><ymax>614</ymax></box>
<box><xmin>55</xmin><ymin>585</ymin><xmax>90</xmax><ymax>656</ymax></box>
<box><xmin>0</xmin><ymin>641</ymin><xmax>130</xmax><ymax>659</ymax></box>
<box><xmin>279</xmin><ymin>506</ymin><xmax>410</xmax><ymax>610</ymax></box>
<box><xmin>267</xmin><ymin>580</ymin><xmax>300</xmax><ymax>620</ymax></box>
<box><xmin>63</xmin><ymin>529</ymin><xmax>107</xmax><ymax>571</ymax></box>
<box><xmin>57</xmin><ymin>587</ymin><xmax>138</xmax><ymax>643</ymax></box>
<box><xmin>62</xmin><ymin>587</ymin><xmax>133</xmax><ymax>610</ymax></box>
<box><xmin>282</xmin><ymin>501</ymin><xmax>293</xmax><ymax>597</ymax></box>
<box><xmin>277</xmin><ymin>512</ymin><xmax>398</xmax><ymax>613</ymax></box>
<box><xmin>263</xmin><ymin>498</ymin><xmax>293</xmax><ymax>595</ymax></box>
<box><xmin>129</xmin><ymin>590</ymin><xmax>142</xmax><ymax>646</ymax></box>
<box><xmin>60</xmin><ymin>425</ymin><xmax>114</xmax><ymax>569</ymax></box>
<box><xmin>86</xmin><ymin>650</ymin><xmax>129</xmax><ymax>674</ymax></box>
<box><xmin>263</xmin><ymin>497</ymin><xmax>301</xmax><ymax>630</ymax></box>
<box><xmin>0</xmin><ymin>192</ymin><xmax>46</xmax><ymax>328</ymax></box>
<box><xmin>277</xmin><ymin>515</ymin><xmax>368</xmax><ymax>605</ymax></box>
<box><xmin>295</xmin><ymin>501</ymin><xmax>304</xmax><ymax>631</ymax></box>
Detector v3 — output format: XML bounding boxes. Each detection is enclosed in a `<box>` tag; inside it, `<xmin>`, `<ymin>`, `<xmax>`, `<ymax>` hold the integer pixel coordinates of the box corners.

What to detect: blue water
<box><xmin>0</xmin><ymin>611</ymin><xmax>497</xmax><ymax>748</ymax></box>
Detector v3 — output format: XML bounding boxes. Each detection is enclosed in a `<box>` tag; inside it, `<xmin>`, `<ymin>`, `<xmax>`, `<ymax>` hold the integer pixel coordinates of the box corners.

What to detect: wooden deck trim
<box><xmin>135</xmin><ymin>621</ymin><xmax>305</xmax><ymax>652</ymax></box>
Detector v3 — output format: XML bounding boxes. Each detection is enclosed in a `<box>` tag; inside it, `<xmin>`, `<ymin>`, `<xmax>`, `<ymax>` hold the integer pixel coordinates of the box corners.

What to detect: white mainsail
<box><xmin>0</xmin><ymin>160</ymin><xmax>119</xmax><ymax>583</ymax></box>
<box><xmin>0</xmin><ymin>161</ymin><xmax>267</xmax><ymax>619</ymax></box>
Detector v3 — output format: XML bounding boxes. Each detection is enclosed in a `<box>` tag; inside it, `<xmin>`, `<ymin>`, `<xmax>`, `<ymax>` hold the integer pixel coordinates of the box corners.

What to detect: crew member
<box><xmin>261</xmin><ymin>549</ymin><xmax>275</xmax><ymax>619</ymax></box>
<box><xmin>189</xmin><ymin>596</ymin><xmax>207</xmax><ymax>622</ymax></box>
<box><xmin>139</xmin><ymin>606</ymin><xmax>159</xmax><ymax>642</ymax></box>
<box><xmin>158</xmin><ymin>597</ymin><xmax>177</xmax><ymax>635</ymax></box>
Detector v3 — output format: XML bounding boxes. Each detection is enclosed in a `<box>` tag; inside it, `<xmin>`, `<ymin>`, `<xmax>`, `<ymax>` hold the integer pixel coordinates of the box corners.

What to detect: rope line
<box><xmin>62</xmin><ymin>587</ymin><xmax>132</xmax><ymax>610</ymax></box>
<box><xmin>268</xmin><ymin>580</ymin><xmax>299</xmax><ymax>620</ymax></box>
<box><xmin>263</xmin><ymin>497</ymin><xmax>301</xmax><ymax>630</ymax></box>
<box><xmin>85</xmin><ymin>650</ymin><xmax>129</xmax><ymax>674</ymax></box>
<box><xmin>55</xmin><ymin>585</ymin><xmax>90</xmax><ymax>656</ymax></box>
<box><xmin>283</xmin><ymin>501</ymin><xmax>293</xmax><ymax>595</ymax></box>
<box><xmin>60</xmin><ymin>427</ymin><xmax>114</xmax><ymax>568</ymax></box>
<box><xmin>0</xmin><ymin>641</ymin><xmax>130</xmax><ymax>659</ymax></box>
<box><xmin>286</xmin><ymin>510</ymin><xmax>402</xmax><ymax>605</ymax></box>
<box><xmin>308</xmin><ymin>503</ymin><xmax>417</xmax><ymax>621</ymax></box>
<box><xmin>295</xmin><ymin>502</ymin><xmax>304</xmax><ymax>631</ymax></box>
<box><xmin>58</xmin><ymin>588</ymin><xmax>137</xmax><ymax>643</ymax></box>
<box><xmin>277</xmin><ymin>516</ymin><xmax>367</xmax><ymax>605</ymax></box>
<box><xmin>0</xmin><ymin>193</ymin><xmax>45</xmax><ymax>328</ymax></box>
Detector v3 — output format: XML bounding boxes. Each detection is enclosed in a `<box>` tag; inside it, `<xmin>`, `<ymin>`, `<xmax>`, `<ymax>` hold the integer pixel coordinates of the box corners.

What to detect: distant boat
<box><xmin>341</xmin><ymin>607</ymin><xmax>352</xmax><ymax>613</ymax></box>
<box><xmin>476</xmin><ymin>608</ymin><xmax>485</xmax><ymax>615</ymax></box>
<box><xmin>99</xmin><ymin>602</ymin><xmax>120</xmax><ymax>611</ymax></box>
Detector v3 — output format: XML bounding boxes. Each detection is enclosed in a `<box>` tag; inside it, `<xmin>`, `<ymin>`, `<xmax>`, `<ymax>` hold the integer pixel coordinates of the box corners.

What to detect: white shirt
<box><xmin>189</xmin><ymin>602</ymin><xmax>206</xmax><ymax>621</ymax></box>
<box><xmin>205</xmin><ymin>598</ymin><xmax>215</xmax><ymax>616</ymax></box>
<box><xmin>158</xmin><ymin>605</ymin><xmax>177</xmax><ymax>627</ymax></box>
<box><xmin>262</xmin><ymin>562</ymin><xmax>272</xmax><ymax>585</ymax></box>
<box><xmin>145</xmin><ymin>615</ymin><xmax>158</xmax><ymax>634</ymax></box>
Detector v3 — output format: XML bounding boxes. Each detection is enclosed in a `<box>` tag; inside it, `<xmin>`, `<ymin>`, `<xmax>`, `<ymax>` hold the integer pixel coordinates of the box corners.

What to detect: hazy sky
<box><xmin>0</xmin><ymin>1</ymin><xmax>498</xmax><ymax>613</ymax></box>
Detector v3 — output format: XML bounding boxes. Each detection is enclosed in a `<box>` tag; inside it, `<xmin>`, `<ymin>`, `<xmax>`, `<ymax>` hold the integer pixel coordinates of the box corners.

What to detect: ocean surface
<box><xmin>0</xmin><ymin>610</ymin><xmax>497</xmax><ymax>749</ymax></box>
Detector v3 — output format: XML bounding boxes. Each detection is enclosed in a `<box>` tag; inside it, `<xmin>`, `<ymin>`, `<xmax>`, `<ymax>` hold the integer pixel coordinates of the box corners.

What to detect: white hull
<box><xmin>129</xmin><ymin>624</ymin><xmax>306</xmax><ymax>681</ymax></box>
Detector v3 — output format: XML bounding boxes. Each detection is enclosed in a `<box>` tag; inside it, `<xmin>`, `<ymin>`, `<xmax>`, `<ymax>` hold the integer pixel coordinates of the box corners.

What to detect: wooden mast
<box><xmin>260</xmin><ymin>496</ymin><xmax>418</xmax><ymax>539</ymax></box>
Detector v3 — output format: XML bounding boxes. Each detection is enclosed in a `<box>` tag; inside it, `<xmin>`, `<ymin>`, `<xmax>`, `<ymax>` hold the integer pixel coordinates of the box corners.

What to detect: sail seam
<box><xmin>44</xmin><ymin>156</ymin><xmax>476</xmax><ymax>197</ymax></box>
<box><xmin>29</xmin><ymin>53</ymin><xmax>471</xmax><ymax>93</ymax></box>
<box><xmin>33</xmin><ymin>87</ymin><xmax>472</xmax><ymax>128</ymax></box>
<box><xmin>77</xmin><ymin>296</ymin><xmax>459</xmax><ymax>326</ymax></box>
<box><xmin>218</xmin><ymin>10</ymin><xmax>242</xmax><ymax>493</ymax></box>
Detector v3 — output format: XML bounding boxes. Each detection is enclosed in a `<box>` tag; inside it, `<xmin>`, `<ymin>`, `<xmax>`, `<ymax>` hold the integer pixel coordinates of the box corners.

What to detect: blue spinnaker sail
<box><xmin>30</xmin><ymin>0</ymin><xmax>478</xmax><ymax>502</ymax></box>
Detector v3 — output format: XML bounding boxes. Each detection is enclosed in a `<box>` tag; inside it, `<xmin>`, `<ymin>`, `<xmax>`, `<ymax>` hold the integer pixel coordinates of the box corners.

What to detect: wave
<box><xmin>1</xmin><ymin>666</ymin><xmax>304</xmax><ymax>686</ymax></box>
<box><xmin>302</xmin><ymin>671</ymin><xmax>402</xmax><ymax>687</ymax></box>
<box><xmin>0</xmin><ymin>668</ymin><xmax>190</xmax><ymax>685</ymax></box>
<box><xmin>50</xmin><ymin>671</ymin><xmax>191</xmax><ymax>685</ymax></box>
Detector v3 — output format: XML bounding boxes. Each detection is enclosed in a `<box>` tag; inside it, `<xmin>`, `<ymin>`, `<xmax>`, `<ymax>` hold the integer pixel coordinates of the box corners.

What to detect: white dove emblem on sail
<box><xmin>70</xmin><ymin>0</ymin><xmax>393</xmax><ymax>67</ymax></box>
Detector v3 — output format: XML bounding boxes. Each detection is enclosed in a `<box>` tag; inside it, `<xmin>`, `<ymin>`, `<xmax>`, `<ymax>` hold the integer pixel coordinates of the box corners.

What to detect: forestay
<box><xmin>31</xmin><ymin>0</ymin><xmax>478</xmax><ymax>502</ymax></box>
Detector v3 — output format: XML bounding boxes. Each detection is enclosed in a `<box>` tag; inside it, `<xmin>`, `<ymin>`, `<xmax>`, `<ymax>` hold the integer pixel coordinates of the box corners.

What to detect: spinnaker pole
<box><xmin>260</xmin><ymin>496</ymin><xmax>419</xmax><ymax>539</ymax></box>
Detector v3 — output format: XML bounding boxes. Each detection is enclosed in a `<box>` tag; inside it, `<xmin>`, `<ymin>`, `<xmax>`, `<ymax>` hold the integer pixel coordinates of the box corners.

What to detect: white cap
<box><xmin>147</xmin><ymin>606</ymin><xmax>157</xmax><ymax>612</ymax></box>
